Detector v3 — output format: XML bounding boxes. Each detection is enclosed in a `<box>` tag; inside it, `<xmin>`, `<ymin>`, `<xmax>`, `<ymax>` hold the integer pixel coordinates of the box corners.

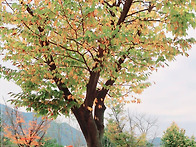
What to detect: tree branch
<box><xmin>19</xmin><ymin>1</ymin><xmax>75</xmax><ymax>102</ymax></box>
<box><xmin>48</xmin><ymin>40</ymin><xmax>78</xmax><ymax>53</ymax></box>
<box><xmin>44</xmin><ymin>55</ymin><xmax>72</xmax><ymax>99</ymax></box>
<box><xmin>84</xmin><ymin>67</ymin><xmax>100</xmax><ymax>107</ymax></box>
<box><xmin>117</xmin><ymin>0</ymin><xmax>133</xmax><ymax>25</ymax></box>
<box><xmin>127</xmin><ymin>8</ymin><xmax>149</xmax><ymax>17</ymax></box>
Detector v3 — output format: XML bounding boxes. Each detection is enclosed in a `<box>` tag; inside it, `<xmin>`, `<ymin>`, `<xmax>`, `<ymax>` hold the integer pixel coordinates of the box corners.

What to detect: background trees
<box><xmin>161</xmin><ymin>122</ymin><xmax>196</xmax><ymax>147</ymax></box>
<box><xmin>3</xmin><ymin>107</ymin><xmax>51</xmax><ymax>147</ymax></box>
<box><xmin>1</xmin><ymin>105</ymin><xmax>64</xmax><ymax>147</ymax></box>
<box><xmin>0</xmin><ymin>107</ymin><xmax>16</xmax><ymax>146</ymax></box>
<box><xmin>127</xmin><ymin>112</ymin><xmax>158</xmax><ymax>143</ymax></box>
<box><xmin>103</xmin><ymin>100</ymin><xmax>157</xmax><ymax>147</ymax></box>
<box><xmin>0</xmin><ymin>0</ymin><xmax>195</xmax><ymax>146</ymax></box>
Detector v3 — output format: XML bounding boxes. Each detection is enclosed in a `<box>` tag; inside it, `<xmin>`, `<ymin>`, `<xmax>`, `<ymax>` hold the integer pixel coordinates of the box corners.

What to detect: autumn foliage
<box><xmin>3</xmin><ymin>108</ymin><xmax>51</xmax><ymax>147</ymax></box>
<box><xmin>162</xmin><ymin>122</ymin><xmax>196</xmax><ymax>147</ymax></box>
<box><xmin>0</xmin><ymin>0</ymin><xmax>196</xmax><ymax>146</ymax></box>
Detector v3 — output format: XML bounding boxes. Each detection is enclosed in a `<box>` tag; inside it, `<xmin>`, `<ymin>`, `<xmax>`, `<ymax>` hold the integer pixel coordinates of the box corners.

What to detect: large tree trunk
<box><xmin>70</xmin><ymin>70</ymin><xmax>113</xmax><ymax>147</ymax></box>
<box><xmin>70</xmin><ymin>69</ymin><xmax>106</xmax><ymax>147</ymax></box>
<box><xmin>72</xmin><ymin>104</ymin><xmax>106</xmax><ymax>147</ymax></box>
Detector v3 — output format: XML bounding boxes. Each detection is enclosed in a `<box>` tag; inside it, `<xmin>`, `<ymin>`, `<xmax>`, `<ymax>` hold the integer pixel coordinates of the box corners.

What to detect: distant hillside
<box><xmin>0</xmin><ymin>104</ymin><xmax>86</xmax><ymax>146</ymax></box>
<box><xmin>149</xmin><ymin>137</ymin><xmax>162</xmax><ymax>147</ymax></box>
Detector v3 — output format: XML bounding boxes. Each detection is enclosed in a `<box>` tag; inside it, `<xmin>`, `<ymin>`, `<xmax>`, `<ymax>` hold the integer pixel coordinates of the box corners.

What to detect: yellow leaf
<box><xmin>48</xmin><ymin>2</ymin><xmax>51</xmax><ymax>9</ymax></box>
<box><xmin>98</xmin><ymin>105</ymin><xmax>102</xmax><ymax>109</ymax></box>
<box><xmin>58</xmin><ymin>0</ymin><xmax>62</xmax><ymax>5</ymax></box>
<box><xmin>100</xmin><ymin>0</ymin><xmax>104</xmax><ymax>3</ymax></box>
<box><xmin>87</xmin><ymin>106</ymin><xmax>93</xmax><ymax>111</ymax></box>
<box><xmin>49</xmin><ymin>62</ymin><xmax>54</xmax><ymax>66</ymax></box>
<box><xmin>28</xmin><ymin>0</ymin><xmax>32</xmax><ymax>4</ymax></box>
<box><xmin>94</xmin><ymin>116</ymin><xmax>99</xmax><ymax>120</ymax></box>
<box><xmin>94</xmin><ymin>9</ymin><xmax>98</xmax><ymax>16</ymax></box>
<box><xmin>67</xmin><ymin>95</ymin><xmax>71</xmax><ymax>99</ymax></box>
<box><xmin>45</xmin><ymin>0</ymin><xmax>48</xmax><ymax>4</ymax></box>
<box><xmin>34</xmin><ymin>0</ymin><xmax>39</xmax><ymax>6</ymax></box>
<box><xmin>137</xmin><ymin>99</ymin><xmax>141</xmax><ymax>104</ymax></box>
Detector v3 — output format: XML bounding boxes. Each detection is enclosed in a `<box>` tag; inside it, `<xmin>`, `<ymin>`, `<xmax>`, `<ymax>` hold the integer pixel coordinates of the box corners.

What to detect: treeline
<box><xmin>1</xmin><ymin>103</ymin><xmax>195</xmax><ymax>147</ymax></box>
<box><xmin>102</xmin><ymin>101</ymin><xmax>196</xmax><ymax>147</ymax></box>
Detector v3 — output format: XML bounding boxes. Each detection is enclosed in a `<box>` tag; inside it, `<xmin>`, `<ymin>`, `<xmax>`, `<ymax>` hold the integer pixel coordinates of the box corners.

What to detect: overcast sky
<box><xmin>127</xmin><ymin>28</ymin><xmax>196</xmax><ymax>137</ymax></box>
<box><xmin>1</xmin><ymin>28</ymin><xmax>196</xmax><ymax>138</ymax></box>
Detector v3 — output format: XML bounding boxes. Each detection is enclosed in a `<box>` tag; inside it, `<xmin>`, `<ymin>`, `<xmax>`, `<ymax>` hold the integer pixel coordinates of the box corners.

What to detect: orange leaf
<box><xmin>87</xmin><ymin>106</ymin><xmax>93</xmax><ymax>111</ymax></box>
<box><xmin>28</xmin><ymin>0</ymin><xmax>32</xmax><ymax>4</ymax></box>
<box><xmin>48</xmin><ymin>2</ymin><xmax>51</xmax><ymax>9</ymax></box>
<box><xmin>40</xmin><ymin>7</ymin><xmax>45</xmax><ymax>10</ymax></box>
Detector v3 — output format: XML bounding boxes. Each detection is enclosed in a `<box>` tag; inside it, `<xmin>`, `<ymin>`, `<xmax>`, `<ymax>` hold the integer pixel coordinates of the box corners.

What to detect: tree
<box><xmin>127</xmin><ymin>111</ymin><xmax>158</xmax><ymax>144</ymax></box>
<box><xmin>3</xmin><ymin>107</ymin><xmax>51</xmax><ymax>147</ymax></box>
<box><xmin>0</xmin><ymin>0</ymin><xmax>195</xmax><ymax>146</ymax></box>
<box><xmin>104</xmin><ymin>101</ymin><xmax>157</xmax><ymax>147</ymax></box>
<box><xmin>161</xmin><ymin>122</ymin><xmax>196</xmax><ymax>147</ymax></box>
<box><xmin>102</xmin><ymin>134</ymin><xmax>116</xmax><ymax>147</ymax></box>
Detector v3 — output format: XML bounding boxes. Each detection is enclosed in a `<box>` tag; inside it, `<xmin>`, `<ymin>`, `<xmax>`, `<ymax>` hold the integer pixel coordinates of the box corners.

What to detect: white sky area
<box><xmin>127</xmin><ymin>28</ymin><xmax>196</xmax><ymax>137</ymax></box>
<box><xmin>0</xmin><ymin>28</ymin><xmax>196</xmax><ymax>138</ymax></box>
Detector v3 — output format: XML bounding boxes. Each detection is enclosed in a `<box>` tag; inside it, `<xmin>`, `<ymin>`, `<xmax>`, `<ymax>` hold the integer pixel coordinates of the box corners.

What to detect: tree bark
<box><xmin>72</xmin><ymin>105</ymin><xmax>104</xmax><ymax>147</ymax></box>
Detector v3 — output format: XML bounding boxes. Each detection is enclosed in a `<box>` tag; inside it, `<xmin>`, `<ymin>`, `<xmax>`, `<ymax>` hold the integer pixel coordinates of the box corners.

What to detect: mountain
<box><xmin>0</xmin><ymin>104</ymin><xmax>86</xmax><ymax>146</ymax></box>
<box><xmin>47</xmin><ymin>121</ymin><xmax>86</xmax><ymax>146</ymax></box>
<box><xmin>149</xmin><ymin>137</ymin><xmax>162</xmax><ymax>147</ymax></box>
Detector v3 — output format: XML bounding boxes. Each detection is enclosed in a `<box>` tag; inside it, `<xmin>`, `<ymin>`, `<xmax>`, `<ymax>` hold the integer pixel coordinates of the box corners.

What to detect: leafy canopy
<box><xmin>0</xmin><ymin>0</ymin><xmax>195</xmax><ymax>118</ymax></box>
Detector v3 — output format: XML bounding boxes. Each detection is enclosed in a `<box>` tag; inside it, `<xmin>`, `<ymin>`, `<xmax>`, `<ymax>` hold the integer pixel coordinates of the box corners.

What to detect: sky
<box><xmin>1</xmin><ymin>28</ymin><xmax>196</xmax><ymax>138</ymax></box>
<box><xmin>127</xmin><ymin>28</ymin><xmax>196</xmax><ymax>137</ymax></box>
